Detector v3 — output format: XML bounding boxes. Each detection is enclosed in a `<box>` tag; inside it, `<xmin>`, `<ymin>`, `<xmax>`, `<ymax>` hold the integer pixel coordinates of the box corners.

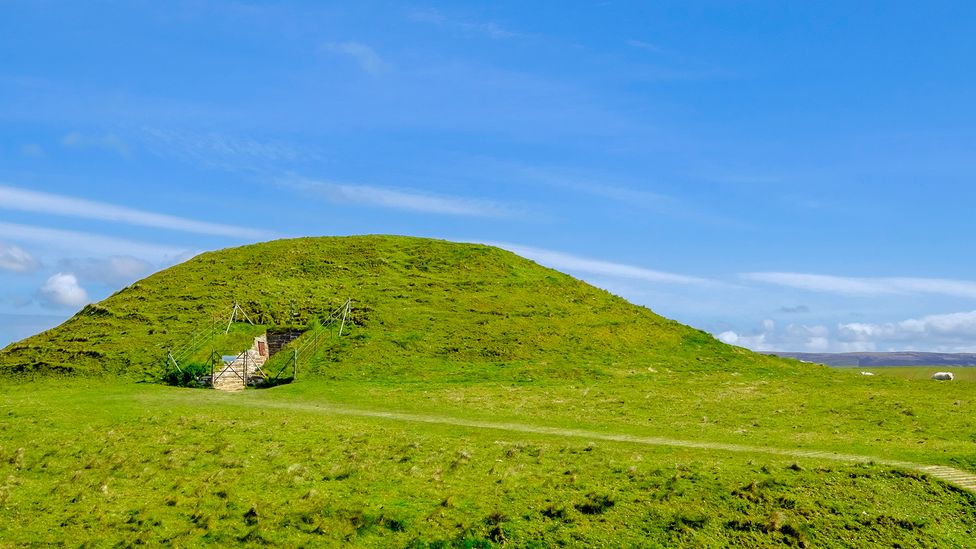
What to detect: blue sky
<box><xmin>2</xmin><ymin>1</ymin><xmax>976</xmax><ymax>353</ymax></box>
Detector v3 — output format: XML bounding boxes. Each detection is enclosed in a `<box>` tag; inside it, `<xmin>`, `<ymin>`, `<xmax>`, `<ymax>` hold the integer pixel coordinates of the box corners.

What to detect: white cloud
<box><xmin>713</xmin><ymin>311</ymin><xmax>976</xmax><ymax>354</ymax></box>
<box><xmin>838</xmin><ymin>311</ymin><xmax>976</xmax><ymax>348</ymax></box>
<box><xmin>292</xmin><ymin>179</ymin><xmax>512</xmax><ymax>217</ymax></box>
<box><xmin>713</xmin><ymin>322</ymin><xmax>838</xmax><ymax>353</ymax></box>
<box><xmin>716</xmin><ymin>330</ymin><xmax>771</xmax><ymax>351</ymax></box>
<box><xmin>717</xmin><ymin>330</ymin><xmax>738</xmax><ymax>344</ymax></box>
<box><xmin>62</xmin><ymin>131</ymin><xmax>130</xmax><ymax>156</ymax></box>
<box><xmin>0</xmin><ymin>222</ymin><xmax>188</xmax><ymax>261</ymax></box>
<box><xmin>743</xmin><ymin>272</ymin><xmax>976</xmax><ymax>299</ymax></box>
<box><xmin>482</xmin><ymin>242</ymin><xmax>713</xmax><ymax>285</ymax></box>
<box><xmin>321</xmin><ymin>41</ymin><xmax>391</xmax><ymax>75</ymax></box>
<box><xmin>38</xmin><ymin>273</ymin><xmax>89</xmax><ymax>308</ymax></box>
<box><xmin>0</xmin><ymin>185</ymin><xmax>272</xmax><ymax>239</ymax></box>
<box><xmin>0</xmin><ymin>242</ymin><xmax>40</xmax><ymax>272</ymax></box>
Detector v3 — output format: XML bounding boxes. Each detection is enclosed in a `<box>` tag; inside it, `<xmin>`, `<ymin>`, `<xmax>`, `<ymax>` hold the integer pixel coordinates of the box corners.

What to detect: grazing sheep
<box><xmin>932</xmin><ymin>372</ymin><xmax>955</xmax><ymax>381</ymax></box>
<box><xmin>860</xmin><ymin>372</ymin><xmax>874</xmax><ymax>376</ymax></box>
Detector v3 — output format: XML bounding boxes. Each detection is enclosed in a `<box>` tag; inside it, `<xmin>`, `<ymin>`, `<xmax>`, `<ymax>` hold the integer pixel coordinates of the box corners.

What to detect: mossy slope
<box><xmin>0</xmin><ymin>235</ymin><xmax>788</xmax><ymax>379</ymax></box>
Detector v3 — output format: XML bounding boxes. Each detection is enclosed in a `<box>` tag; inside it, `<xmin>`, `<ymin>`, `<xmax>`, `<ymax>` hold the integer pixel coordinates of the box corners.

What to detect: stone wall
<box><xmin>267</xmin><ymin>330</ymin><xmax>305</xmax><ymax>356</ymax></box>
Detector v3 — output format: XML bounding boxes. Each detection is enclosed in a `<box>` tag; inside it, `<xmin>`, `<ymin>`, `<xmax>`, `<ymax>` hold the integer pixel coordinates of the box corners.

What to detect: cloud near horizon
<box><xmin>837</xmin><ymin>310</ymin><xmax>976</xmax><ymax>352</ymax></box>
<box><xmin>715</xmin><ymin>309</ymin><xmax>976</xmax><ymax>354</ymax></box>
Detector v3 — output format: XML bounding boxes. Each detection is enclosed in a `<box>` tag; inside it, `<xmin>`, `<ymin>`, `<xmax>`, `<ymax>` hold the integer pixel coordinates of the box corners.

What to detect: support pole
<box><xmin>338</xmin><ymin>299</ymin><xmax>350</xmax><ymax>336</ymax></box>
<box><xmin>237</xmin><ymin>305</ymin><xmax>254</xmax><ymax>326</ymax></box>
<box><xmin>225</xmin><ymin>302</ymin><xmax>238</xmax><ymax>334</ymax></box>
<box><xmin>293</xmin><ymin>348</ymin><xmax>298</xmax><ymax>380</ymax></box>
<box><xmin>168</xmin><ymin>351</ymin><xmax>182</xmax><ymax>373</ymax></box>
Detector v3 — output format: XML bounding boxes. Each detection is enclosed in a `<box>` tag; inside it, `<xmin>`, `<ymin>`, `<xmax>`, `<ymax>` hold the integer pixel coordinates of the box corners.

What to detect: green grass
<box><xmin>0</xmin><ymin>235</ymin><xmax>752</xmax><ymax>380</ymax></box>
<box><xmin>842</xmin><ymin>366</ymin><xmax>976</xmax><ymax>382</ymax></box>
<box><xmin>2</xmin><ymin>381</ymin><xmax>975</xmax><ymax>547</ymax></box>
<box><xmin>4</xmin><ymin>236</ymin><xmax>976</xmax><ymax>545</ymax></box>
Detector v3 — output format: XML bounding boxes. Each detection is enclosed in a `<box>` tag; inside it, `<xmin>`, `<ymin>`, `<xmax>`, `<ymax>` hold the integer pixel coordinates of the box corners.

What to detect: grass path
<box><xmin>200</xmin><ymin>395</ymin><xmax>976</xmax><ymax>494</ymax></box>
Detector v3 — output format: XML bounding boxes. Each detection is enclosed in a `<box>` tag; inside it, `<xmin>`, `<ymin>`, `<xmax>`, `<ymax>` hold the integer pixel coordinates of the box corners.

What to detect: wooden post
<box><xmin>293</xmin><ymin>348</ymin><xmax>298</xmax><ymax>380</ymax></box>
<box><xmin>210</xmin><ymin>316</ymin><xmax>215</xmax><ymax>382</ymax></box>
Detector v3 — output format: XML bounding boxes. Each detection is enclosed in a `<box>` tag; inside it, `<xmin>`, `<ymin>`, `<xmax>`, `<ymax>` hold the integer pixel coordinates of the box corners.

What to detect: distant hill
<box><xmin>0</xmin><ymin>235</ymin><xmax>796</xmax><ymax>379</ymax></box>
<box><xmin>769</xmin><ymin>351</ymin><xmax>976</xmax><ymax>367</ymax></box>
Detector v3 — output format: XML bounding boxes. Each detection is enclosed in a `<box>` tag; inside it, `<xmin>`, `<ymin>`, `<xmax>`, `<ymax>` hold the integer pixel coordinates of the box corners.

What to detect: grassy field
<box><xmin>3</xmin><ymin>380</ymin><xmax>976</xmax><ymax>547</ymax></box>
<box><xmin>840</xmin><ymin>366</ymin><xmax>976</xmax><ymax>382</ymax></box>
<box><xmin>4</xmin><ymin>236</ymin><xmax>976</xmax><ymax>545</ymax></box>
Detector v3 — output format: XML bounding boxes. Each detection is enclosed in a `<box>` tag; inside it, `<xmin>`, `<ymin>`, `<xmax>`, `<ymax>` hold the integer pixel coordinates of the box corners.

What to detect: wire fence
<box><xmin>164</xmin><ymin>299</ymin><xmax>352</xmax><ymax>382</ymax></box>
<box><xmin>265</xmin><ymin>299</ymin><xmax>351</xmax><ymax>381</ymax></box>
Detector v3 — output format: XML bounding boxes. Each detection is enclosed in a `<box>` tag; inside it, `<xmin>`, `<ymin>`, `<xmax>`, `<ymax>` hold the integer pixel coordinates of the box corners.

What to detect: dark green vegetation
<box><xmin>2</xmin><ymin>236</ymin><xmax>976</xmax><ymax>546</ymax></box>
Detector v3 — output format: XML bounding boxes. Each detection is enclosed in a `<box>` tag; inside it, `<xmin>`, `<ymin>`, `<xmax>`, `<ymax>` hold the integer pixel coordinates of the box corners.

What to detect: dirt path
<box><xmin>228</xmin><ymin>397</ymin><xmax>976</xmax><ymax>493</ymax></box>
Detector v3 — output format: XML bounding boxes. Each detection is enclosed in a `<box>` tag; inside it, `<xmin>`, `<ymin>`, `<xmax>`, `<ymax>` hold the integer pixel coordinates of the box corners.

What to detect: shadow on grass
<box><xmin>252</xmin><ymin>377</ymin><xmax>295</xmax><ymax>390</ymax></box>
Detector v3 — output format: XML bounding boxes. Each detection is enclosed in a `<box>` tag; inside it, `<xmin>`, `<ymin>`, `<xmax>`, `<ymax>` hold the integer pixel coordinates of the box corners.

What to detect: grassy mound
<box><xmin>5</xmin><ymin>236</ymin><xmax>976</xmax><ymax>546</ymax></box>
<box><xmin>0</xmin><ymin>235</ymin><xmax>789</xmax><ymax>380</ymax></box>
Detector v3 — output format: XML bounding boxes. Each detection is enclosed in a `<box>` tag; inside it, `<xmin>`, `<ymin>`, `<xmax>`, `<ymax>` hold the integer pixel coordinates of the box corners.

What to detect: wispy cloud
<box><xmin>626</xmin><ymin>39</ymin><xmax>663</xmax><ymax>53</ymax></box>
<box><xmin>291</xmin><ymin>179</ymin><xmax>513</xmax><ymax>217</ymax></box>
<box><xmin>59</xmin><ymin>256</ymin><xmax>155</xmax><ymax>286</ymax></box>
<box><xmin>743</xmin><ymin>272</ymin><xmax>976</xmax><ymax>299</ymax></box>
<box><xmin>0</xmin><ymin>185</ymin><xmax>273</xmax><ymax>239</ymax></box>
<box><xmin>497</xmin><ymin>163</ymin><xmax>740</xmax><ymax>226</ymax></box>
<box><xmin>528</xmin><ymin>170</ymin><xmax>678</xmax><ymax>210</ymax></box>
<box><xmin>0</xmin><ymin>242</ymin><xmax>40</xmax><ymax>273</ymax></box>
<box><xmin>482</xmin><ymin>241</ymin><xmax>713</xmax><ymax>285</ymax></box>
<box><xmin>321</xmin><ymin>41</ymin><xmax>391</xmax><ymax>75</ymax></box>
<box><xmin>62</xmin><ymin>131</ymin><xmax>130</xmax><ymax>156</ymax></box>
<box><xmin>408</xmin><ymin>8</ymin><xmax>517</xmax><ymax>39</ymax></box>
<box><xmin>140</xmin><ymin>128</ymin><xmax>317</xmax><ymax>169</ymax></box>
<box><xmin>0</xmin><ymin>222</ymin><xmax>189</xmax><ymax>261</ymax></box>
